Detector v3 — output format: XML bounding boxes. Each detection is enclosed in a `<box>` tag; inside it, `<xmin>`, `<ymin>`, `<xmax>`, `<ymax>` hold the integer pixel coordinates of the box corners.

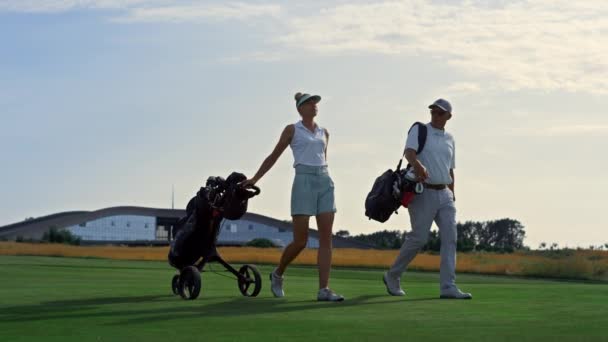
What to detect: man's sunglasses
<box><xmin>430</xmin><ymin>107</ymin><xmax>449</xmax><ymax>115</ymax></box>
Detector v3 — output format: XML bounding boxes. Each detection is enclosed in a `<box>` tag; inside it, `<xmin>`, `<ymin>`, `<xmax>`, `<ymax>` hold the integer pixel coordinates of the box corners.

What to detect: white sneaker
<box><xmin>317</xmin><ymin>288</ymin><xmax>344</xmax><ymax>302</ymax></box>
<box><xmin>440</xmin><ymin>287</ymin><xmax>472</xmax><ymax>300</ymax></box>
<box><xmin>383</xmin><ymin>272</ymin><xmax>405</xmax><ymax>296</ymax></box>
<box><xmin>269</xmin><ymin>269</ymin><xmax>284</xmax><ymax>298</ymax></box>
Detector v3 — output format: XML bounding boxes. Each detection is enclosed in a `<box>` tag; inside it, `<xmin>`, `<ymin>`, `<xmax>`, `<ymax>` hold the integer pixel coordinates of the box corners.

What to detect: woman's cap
<box><xmin>295</xmin><ymin>93</ymin><xmax>321</xmax><ymax>108</ymax></box>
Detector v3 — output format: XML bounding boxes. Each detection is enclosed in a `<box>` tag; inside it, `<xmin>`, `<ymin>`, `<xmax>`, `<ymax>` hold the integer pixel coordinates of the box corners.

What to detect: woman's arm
<box><xmin>243</xmin><ymin>125</ymin><xmax>295</xmax><ymax>186</ymax></box>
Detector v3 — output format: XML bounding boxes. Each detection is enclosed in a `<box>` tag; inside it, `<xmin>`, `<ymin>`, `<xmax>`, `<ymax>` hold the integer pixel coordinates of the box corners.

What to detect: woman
<box><xmin>241</xmin><ymin>92</ymin><xmax>344</xmax><ymax>302</ymax></box>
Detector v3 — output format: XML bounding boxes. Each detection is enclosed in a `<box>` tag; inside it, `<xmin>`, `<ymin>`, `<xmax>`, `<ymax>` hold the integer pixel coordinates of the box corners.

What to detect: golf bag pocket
<box><xmin>365</xmin><ymin>169</ymin><xmax>401</xmax><ymax>223</ymax></box>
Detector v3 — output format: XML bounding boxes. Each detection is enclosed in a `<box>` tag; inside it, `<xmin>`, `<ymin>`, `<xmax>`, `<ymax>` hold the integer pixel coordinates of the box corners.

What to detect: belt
<box><xmin>424</xmin><ymin>183</ymin><xmax>447</xmax><ymax>190</ymax></box>
<box><xmin>294</xmin><ymin>164</ymin><xmax>329</xmax><ymax>175</ymax></box>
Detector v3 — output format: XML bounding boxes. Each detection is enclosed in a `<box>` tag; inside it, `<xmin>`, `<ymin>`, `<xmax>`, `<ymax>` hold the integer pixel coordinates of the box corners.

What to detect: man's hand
<box><xmin>449</xmin><ymin>169</ymin><xmax>455</xmax><ymax>201</ymax></box>
<box><xmin>413</xmin><ymin>163</ymin><xmax>429</xmax><ymax>182</ymax></box>
<box><xmin>404</xmin><ymin>148</ymin><xmax>428</xmax><ymax>182</ymax></box>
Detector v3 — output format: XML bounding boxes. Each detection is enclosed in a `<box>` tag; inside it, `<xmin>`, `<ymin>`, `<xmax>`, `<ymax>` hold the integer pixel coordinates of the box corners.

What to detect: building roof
<box><xmin>0</xmin><ymin>206</ymin><xmax>374</xmax><ymax>249</ymax></box>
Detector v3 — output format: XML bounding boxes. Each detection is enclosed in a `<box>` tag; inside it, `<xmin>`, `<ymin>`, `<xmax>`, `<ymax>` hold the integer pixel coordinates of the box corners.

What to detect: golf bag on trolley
<box><xmin>168</xmin><ymin>171</ymin><xmax>262</xmax><ymax>300</ymax></box>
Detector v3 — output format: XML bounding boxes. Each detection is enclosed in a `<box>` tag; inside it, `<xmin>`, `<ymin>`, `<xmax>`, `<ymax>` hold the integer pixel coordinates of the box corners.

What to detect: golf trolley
<box><xmin>168</xmin><ymin>172</ymin><xmax>262</xmax><ymax>300</ymax></box>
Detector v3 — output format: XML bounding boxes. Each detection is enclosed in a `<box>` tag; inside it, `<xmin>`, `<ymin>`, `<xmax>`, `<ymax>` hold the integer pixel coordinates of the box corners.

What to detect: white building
<box><xmin>0</xmin><ymin>206</ymin><xmax>371</xmax><ymax>249</ymax></box>
<box><xmin>67</xmin><ymin>215</ymin><xmax>156</xmax><ymax>242</ymax></box>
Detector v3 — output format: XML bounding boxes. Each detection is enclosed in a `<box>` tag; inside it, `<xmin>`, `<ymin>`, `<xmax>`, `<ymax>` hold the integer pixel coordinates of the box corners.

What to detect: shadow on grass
<box><xmin>0</xmin><ymin>295</ymin><xmax>174</xmax><ymax>323</ymax></box>
<box><xmin>0</xmin><ymin>293</ymin><xmax>439</xmax><ymax>325</ymax></box>
<box><xmin>111</xmin><ymin>294</ymin><xmax>441</xmax><ymax>326</ymax></box>
<box><xmin>0</xmin><ymin>262</ymin><xmax>164</xmax><ymax>271</ymax></box>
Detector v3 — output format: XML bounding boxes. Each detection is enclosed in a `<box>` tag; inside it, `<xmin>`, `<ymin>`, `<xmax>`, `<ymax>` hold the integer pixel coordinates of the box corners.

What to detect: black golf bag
<box><xmin>167</xmin><ymin>172</ymin><xmax>262</xmax><ymax>300</ymax></box>
<box><xmin>365</xmin><ymin>122</ymin><xmax>427</xmax><ymax>223</ymax></box>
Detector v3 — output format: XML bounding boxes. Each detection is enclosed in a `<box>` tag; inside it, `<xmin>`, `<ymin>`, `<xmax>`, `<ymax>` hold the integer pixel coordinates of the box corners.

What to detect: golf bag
<box><xmin>168</xmin><ymin>172</ymin><xmax>259</xmax><ymax>270</ymax></box>
<box><xmin>365</xmin><ymin>122</ymin><xmax>427</xmax><ymax>223</ymax></box>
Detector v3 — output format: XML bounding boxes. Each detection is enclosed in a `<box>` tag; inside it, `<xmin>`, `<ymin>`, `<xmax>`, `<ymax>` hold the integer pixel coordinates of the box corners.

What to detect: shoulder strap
<box><xmin>398</xmin><ymin>122</ymin><xmax>428</xmax><ymax>171</ymax></box>
<box><xmin>415</xmin><ymin>122</ymin><xmax>428</xmax><ymax>155</ymax></box>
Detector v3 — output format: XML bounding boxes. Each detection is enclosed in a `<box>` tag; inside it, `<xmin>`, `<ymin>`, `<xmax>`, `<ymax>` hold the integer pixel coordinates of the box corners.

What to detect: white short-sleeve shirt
<box><xmin>405</xmin><ymin>122</ymin><xmax>455</xmax><ymax>185</ymax></box>
<box><xmin>290</xmin><ymin>121</ymin><xmax>328</xmax><ymax>167</ymax></box>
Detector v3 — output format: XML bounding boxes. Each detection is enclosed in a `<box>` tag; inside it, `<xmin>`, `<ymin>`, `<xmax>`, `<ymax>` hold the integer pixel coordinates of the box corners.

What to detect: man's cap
<box><xmin>428</xmin><ymin>98</ymin><xmax>452</xmax><ymax>114</ymax></box>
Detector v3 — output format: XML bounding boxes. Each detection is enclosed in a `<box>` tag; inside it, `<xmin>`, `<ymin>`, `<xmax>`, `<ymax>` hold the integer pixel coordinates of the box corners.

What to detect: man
<box><xmin>383</xmin><ymin>98</ymin><xmax>472</xmax><ymax>299</ymax></box>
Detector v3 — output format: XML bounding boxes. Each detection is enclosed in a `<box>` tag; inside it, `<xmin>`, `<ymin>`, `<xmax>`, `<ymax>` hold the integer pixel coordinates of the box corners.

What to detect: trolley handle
<box><xmin>242</xmin><ymin>184</ymin><xmax>261</xmax><ymax>198</ymax></box>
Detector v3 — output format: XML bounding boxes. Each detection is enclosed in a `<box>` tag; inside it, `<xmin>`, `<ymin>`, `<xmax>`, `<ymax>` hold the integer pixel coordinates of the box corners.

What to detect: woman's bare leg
<box><xmin>316</xmin><ymin>212</ymin><xmax>335</xmax><ymax>289</ymax></box>
<box><xmin>276</xmin><ymin>215</ymin><xmax>309</xmax><ymax>276</ymax></box>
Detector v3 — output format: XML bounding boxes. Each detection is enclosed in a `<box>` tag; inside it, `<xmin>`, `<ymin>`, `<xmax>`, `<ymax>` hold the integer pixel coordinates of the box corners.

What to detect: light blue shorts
<box><xmin>291</xmin><ymin>165</ymin><xmax>337</xmax><ymax>216</ymax></box>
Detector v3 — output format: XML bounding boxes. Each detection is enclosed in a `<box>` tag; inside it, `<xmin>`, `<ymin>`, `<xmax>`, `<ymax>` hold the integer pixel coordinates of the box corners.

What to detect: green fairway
<box><xmin>0</xmin><ymin>256</ymin><xmax>606</xmax><ymax>342</ymax></box>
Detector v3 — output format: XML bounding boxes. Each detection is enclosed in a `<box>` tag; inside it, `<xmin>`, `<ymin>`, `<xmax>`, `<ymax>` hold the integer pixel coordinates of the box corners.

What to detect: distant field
<box><xmin>0</xmin><ymin>256</ymin><xmax>607</xmax><ymax>342</ymax></box>
<box><xmin>1</xmin><ymin>242</ymin><xmax>607</xmax><ymax>281</ymax></box>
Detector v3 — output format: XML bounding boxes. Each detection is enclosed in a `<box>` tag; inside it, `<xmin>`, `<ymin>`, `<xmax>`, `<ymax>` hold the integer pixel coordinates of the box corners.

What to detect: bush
<box><xmin>15</xmin><ymin>236</ymin><xmax>38</xmax><ymax>243</ymax></box>
<box><xmin>525</xmin><ymin>249</ymin><xmax>575</xmax><ymax>259</ymax></box>
<box><xmin>520</xmin><ymin>255</ymin><xmax>595</xmax><ymax>280</ymax></box>
<box><xmin>350</xmin><ymin>230</ymin><xmax>404</xmax><ymax>250</ymax></box>
<box><xmin>245</xmin><ymin>238</ymin><xmax>277</xmax><ymax>248</ymax></box>
<box><xmin>42</xmin><ymin>227</ymin><xmax>81</xmax><ymax>245</ymax></box>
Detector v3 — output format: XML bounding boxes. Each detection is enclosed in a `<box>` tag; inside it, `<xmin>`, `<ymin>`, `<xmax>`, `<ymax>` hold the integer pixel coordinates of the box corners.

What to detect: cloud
<box><xmin>3</xmin><ymin>1</ymin><xmax>607</xmax><ymax>94</ymax></box>
<box><xmin>330</xmin><ymin>142</ymin><xmax>380</xmax><ymax>156</ymax></box>
<box><xmin>0</xmin><ymin>0</ymin><xmax>281</xmax><ymax>22</ymax></box>
<box><xmin>508</xmin><ymin>123</ymin><xmax>608</xmax><ymax>137</ymax></box>
<box><xmin>114</xmin><ymin>3</ymin><xmax>281</xmax><ymax>23</ymax></box>
<box><xmin>540</xmin><ymin>124</ymin><xmax>608</xmax><ymax>136</ymax></box>
<box><xmin>276</xmin><ymin>0</ymin><xmax>608</xmax><ymax>94</ymax></box>
<box><xmin>441</xmin><ymin>82</ymin><xmax>483</xmax><ymax>96</ymax></box>
<box><xmin>220</xmin><ymin>50</ymin><xmax>283</xmax><ymax>64</ymax></box>
<box><xmin>0</xmin><ymin>0</ymin><xmax>153</xmax><ymax>12</ymax></box>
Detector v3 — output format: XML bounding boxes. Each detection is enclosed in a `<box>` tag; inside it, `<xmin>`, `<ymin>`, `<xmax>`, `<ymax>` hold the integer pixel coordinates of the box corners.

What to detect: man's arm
<box><xmin>449</xmin><ymin>169</ymin><xmax>455</xmax><ymax>201</ymax></box>
<box><xmin>404</xmin><ymin>148</ymin><xmax>428</xmax><ymax>182</ymax></box>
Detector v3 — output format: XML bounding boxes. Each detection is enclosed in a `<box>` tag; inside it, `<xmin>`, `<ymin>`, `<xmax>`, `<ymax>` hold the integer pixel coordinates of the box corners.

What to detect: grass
<box><xmin>2</xmin><ymin>242</ymin><xmax>607</xmax><ymax>281</ymax></box>
<box><xmin>1</xmin><ymin>256</ymin><xmax>607</xmax><ymax>342</ymax></box>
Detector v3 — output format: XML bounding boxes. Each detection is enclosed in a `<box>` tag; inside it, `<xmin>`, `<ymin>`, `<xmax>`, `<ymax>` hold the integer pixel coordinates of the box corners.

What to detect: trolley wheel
<box><xmin>171</xmin><ymin>274</ymin><xmax>180</xmax><ymax>295</ymax></box>
<box><xmin>237</xmin><ymin>264</ymin><xmax>262</xmax><ymax>297</ymax></box>
<box><xmin>178</xmin><ymin>266</ymin><xmax>201</xmax><ymax>300</ymax></box>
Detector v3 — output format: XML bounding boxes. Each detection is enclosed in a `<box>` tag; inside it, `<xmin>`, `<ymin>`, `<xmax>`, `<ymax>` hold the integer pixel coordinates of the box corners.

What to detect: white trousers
<box><xmin>388</xmin><ymin>187</ymin><xmax>457</xmax><ymax>291</ymax></box>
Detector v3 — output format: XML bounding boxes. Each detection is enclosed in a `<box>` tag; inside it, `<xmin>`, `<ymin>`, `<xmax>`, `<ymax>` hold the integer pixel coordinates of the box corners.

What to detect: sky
<box><xmin>1</xmin><ymin>0</ymin><xmax>607</xmax><ymax>248</ymax></box>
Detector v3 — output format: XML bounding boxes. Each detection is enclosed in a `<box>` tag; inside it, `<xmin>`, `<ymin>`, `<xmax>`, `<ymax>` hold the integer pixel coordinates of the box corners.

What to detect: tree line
<box><xmin>335</xmin><ymin>218</ymin><xmax>526</xmax><ymax>253</ymax></box>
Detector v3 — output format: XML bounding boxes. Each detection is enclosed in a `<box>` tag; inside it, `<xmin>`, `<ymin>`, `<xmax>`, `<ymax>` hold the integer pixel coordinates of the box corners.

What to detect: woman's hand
<box><xmin>239</xmin><ymin>177</ymin><xmax>259</xmax><ymax>187</ymax></box>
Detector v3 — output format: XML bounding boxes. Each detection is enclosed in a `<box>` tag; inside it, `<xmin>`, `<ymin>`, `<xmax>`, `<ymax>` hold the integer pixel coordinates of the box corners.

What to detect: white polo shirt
<box><xmin>290</xmin><ymin>120</ymin><xmax>328</xmax><ymax>167</ymax></box>
<box><xmin>405</xmin><ymin>122</ymin><xmax>455</xmax><ymax>185</ymax></box>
